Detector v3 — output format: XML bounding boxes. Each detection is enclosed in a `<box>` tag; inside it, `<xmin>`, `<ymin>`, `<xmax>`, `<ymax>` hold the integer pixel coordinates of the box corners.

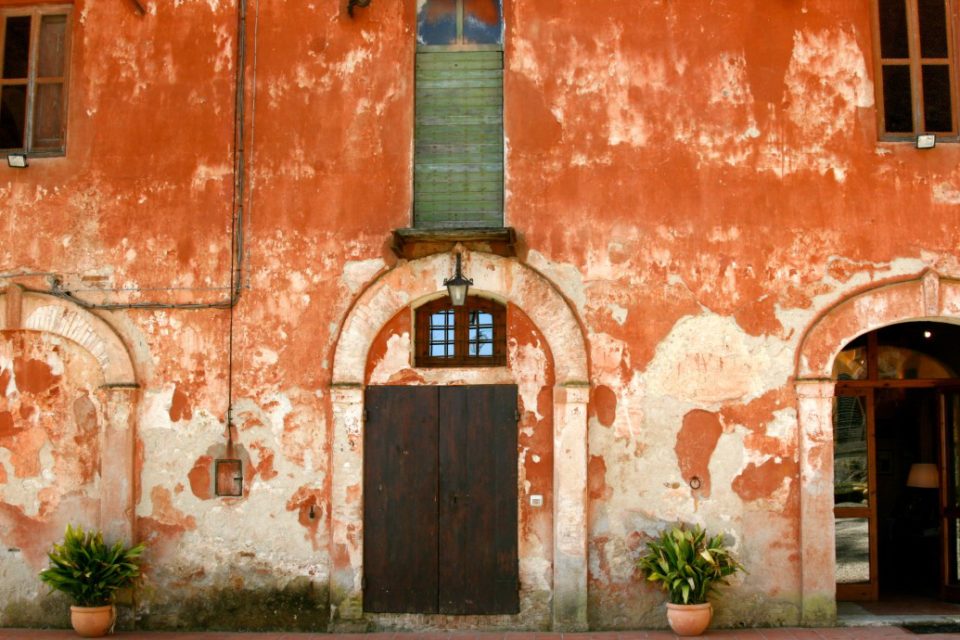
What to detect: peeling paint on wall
<box><xmin>2</xmin><ymin>0</ymin><xmax>960</xmax><ymax>632</ymax></box>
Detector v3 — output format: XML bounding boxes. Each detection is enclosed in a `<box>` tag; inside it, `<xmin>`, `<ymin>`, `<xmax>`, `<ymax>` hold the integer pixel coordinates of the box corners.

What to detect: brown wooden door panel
<box><xmin>363</xmin><ymin>384</ymin><xmax>519</xmax><ymax>615</ymax></box>
<box><xmin>438</xmin><ymin>385</ymin><xmax>519</xmax><ymax>614</ymax></box>
<box><xmin>363</xmin><ymin>386</ymin><xmax>440</xmax><ymax>613</ymax></box>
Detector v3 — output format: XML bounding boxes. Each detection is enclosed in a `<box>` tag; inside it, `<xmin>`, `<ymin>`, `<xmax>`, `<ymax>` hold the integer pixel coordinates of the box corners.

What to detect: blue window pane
<box><xmin>428</xmin><ymin>307</ymin><xmax>455</xmax><ymax>358</ymax></box>
<box><xmin>418</xmin><ymin>0</ymin><xmax>457</xmax><ymax>45</ymax></box>
<box><xmin>431</xmin><ymin>310</ymin><xmax>453</xmax><ymax>328</ymax></box>
<box><xmin>463</xmin><ymin>0</ymin><xmax>502</xmax><ymax>44</ymax></box>
<box><xmin>478</xmin><ymin>312</ymin><xmax>493</xmax><ymax>325</ymax></box>
<box><xmin>478</xmin><ymin>343</ymin><xmax>493</xmax><ymax>356</ymax></box>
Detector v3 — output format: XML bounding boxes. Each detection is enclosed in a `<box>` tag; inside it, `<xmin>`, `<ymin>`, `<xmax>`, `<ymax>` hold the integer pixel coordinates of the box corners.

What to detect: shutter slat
<box><xmin>414</xmin><ymin>50</ymin><xmax>503</xmax><ymax>229</ymax></box>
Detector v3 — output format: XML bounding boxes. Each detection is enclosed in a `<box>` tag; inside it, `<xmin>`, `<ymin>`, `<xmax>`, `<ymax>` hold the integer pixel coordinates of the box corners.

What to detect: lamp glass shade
<box><xmin>446</xmin><ymin>281</ymin><xmax>469</xmax><ymax>306</ymax></box>
<box><xmin>443</xmin><ymin>253</ymin><xmax>472</xmax><ymax>306</ymax></box>
<box><xmin>907</xmin><ymin>463</ymin><xmax>939</xmax><ymax>489</ymax></box>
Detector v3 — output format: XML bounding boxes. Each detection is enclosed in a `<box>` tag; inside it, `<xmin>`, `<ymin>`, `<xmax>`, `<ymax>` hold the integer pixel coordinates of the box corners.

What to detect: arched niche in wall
<box><xmin>0</xmin><ymin>286</ymin><xmax>137</xmax><ymax>544</ymax></box>
<box><xmin>329</xmin><ymin>251</ymin><xmax>590</xmax><ymax>630</ymax></box>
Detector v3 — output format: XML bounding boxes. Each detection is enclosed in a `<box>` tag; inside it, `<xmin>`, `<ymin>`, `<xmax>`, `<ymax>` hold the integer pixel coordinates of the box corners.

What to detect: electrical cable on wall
<box><xmin>25</xmin><ymin>0</ymin><xmax>251</xmax><ymax>314</ymax></box>
<box><xmin>6</xmin><ymin>0</ymin><xmax>256</xmax><ymax>472</ymax></box>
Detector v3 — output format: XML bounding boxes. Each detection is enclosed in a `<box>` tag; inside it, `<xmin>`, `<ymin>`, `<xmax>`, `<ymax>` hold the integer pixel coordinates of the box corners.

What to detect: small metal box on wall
<box><xmin>215</xmin><ymin>458</ymin><xmax>243</xmax><ymax>497</ymax></box>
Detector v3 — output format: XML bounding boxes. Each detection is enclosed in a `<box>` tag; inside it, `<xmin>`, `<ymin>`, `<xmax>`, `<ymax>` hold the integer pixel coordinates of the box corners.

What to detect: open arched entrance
<box><xmin>832</xmin><ymin>321</ymin><xmax>960</xmax><ymax>603</ymax></box>
<box><xmin>795</xmin><ymin>271</ymin><xmax>960</xmax><ymax>624</ymax></box>
<box><xmin>328</xmin><ymin>251</ymin><xmax>589</xmax><ymax>630</ymax></box>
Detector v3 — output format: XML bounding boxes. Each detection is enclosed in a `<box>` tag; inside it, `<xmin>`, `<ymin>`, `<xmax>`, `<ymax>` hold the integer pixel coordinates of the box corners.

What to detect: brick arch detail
<box><xmin>794</xmin><ymin>270</ymin><xmax>960</xmax><ymax>625</ymax></box>
<box><xmin>329</xmin><ymin>251</ymin><xmax>590</xmax><ymax>631</ymax></box>
<box><xmin>1</xmin><ymin>286</ymin><xmax>136</xmax><ymax>385</ymax></box>
<box><xmin>0</xmin><ymin>285</ymin><xmax>137</xmax><ymax>543</ymax></box>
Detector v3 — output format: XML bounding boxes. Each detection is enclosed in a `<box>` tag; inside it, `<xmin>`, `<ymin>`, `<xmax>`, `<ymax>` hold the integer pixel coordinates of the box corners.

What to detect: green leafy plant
<box><xmin>39</xmin><ymin>525</ymin><xmax>146</xmax><ymax>607</ymax></box>
<box><xmin>637</xmin><ymin>523</ymin><xmax>744</xmax><ymax>605</ymax></box>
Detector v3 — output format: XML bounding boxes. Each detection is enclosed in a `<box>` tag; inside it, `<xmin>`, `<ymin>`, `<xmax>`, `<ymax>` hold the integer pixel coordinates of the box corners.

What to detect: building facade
<box><xmin>2</xmin><ymin>0</ymin><xmax>960</xmax><ymax>631</ymax></box>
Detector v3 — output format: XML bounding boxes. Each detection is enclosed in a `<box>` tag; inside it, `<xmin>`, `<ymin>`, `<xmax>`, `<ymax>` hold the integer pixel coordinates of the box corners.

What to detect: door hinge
<box><xmin>514</xmin><ymin>410</ymin><xmax>521</xmax><ymax>422</ymax></box>
<box><xmin>363</xmin><ymin>409</ymin><xmax>369</xmax><ymax>421</ymax></box>
<box><xmin>361</xmin><ymin>575</ymin><xmax>367</xmax><ymax>590</ymax></box>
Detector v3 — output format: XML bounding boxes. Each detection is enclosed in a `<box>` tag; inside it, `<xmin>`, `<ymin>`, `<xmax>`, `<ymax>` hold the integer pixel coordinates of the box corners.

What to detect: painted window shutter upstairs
<box><xmin>415</xmin><ymin>50</ymin><xmax>504</xmax><ymax>228</ymax></box>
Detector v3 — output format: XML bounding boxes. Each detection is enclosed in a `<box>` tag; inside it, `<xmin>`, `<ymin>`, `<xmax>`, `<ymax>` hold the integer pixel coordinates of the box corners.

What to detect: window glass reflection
<box><xmin>468</xmin><ymin>310</ymin><xmax>494</xmax><ymax>357</ymax></box>
<box><xmin>833</xmin><ymin>346</ymin><xmax>867</xmax><ymax>380</ymax></box>
<box><xmin>417</xmin><ymin>0</ymin><xmax>457</xmax><ymax>45</ymax></box>
<box><xmin>835</xmin><ymin>517</ymin><xmax>871</xmax><ymax>584</ymax></box>
<box><xmin>429</xmin><ymin>309</ymin><xmax>455</xmax><ymax>358</ymax></box>
<box><xmin>878</xmin><ymin>346</ymin><xmax>955</xmax><ymax>379</ymax></box>
<box><xmin>834</xmin><ymin>395</ymin><xmax>868</xmax><ymax>507</ymax></box>
<box><xmin>417</xmin><ymin>0</ymin><xmax>503</xmax><ymax>46</ymax></box>
<box><xmin>463</xmin><ymin>0</ymin><xmax>502</xmax><ymax>44</ymax></box>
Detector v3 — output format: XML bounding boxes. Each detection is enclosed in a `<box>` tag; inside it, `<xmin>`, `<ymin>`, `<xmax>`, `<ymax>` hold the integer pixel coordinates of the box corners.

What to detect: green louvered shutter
<box><xmin>415</xmin><ymin>50</ymin><xmax>504</xmax><ymax>229</ymax></box>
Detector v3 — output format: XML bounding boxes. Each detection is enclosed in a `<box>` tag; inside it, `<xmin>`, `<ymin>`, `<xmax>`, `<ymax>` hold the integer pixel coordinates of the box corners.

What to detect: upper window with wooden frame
<box><xmin>415</xmin><ymin>295</ymin><xmax>506</xmax><ymax>367</ymax></box>
<box><xmin>414</xmin><ymin>0</ymin><xmax>504</xmax><ymax>229</ymax></box>
<box><xmin>0</xmin><ymin>5</ymin><xmax>71</xmax><ymax>155</ymax></box>
<box><xmin>871</xmin><ymin>0</ymin><xmax>959</xmax><ymax>139</ymax></box>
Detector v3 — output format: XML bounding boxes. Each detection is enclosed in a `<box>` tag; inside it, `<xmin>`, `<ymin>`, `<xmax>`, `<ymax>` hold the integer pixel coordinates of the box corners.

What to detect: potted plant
<box><xmin>637</xmin><ymin>523</ymin><xmax>744</xmax><ymax>636</ymax></box>
<box><xmin>39</xmin><ymin>525</ymin><xmax>146</xmax><ymax>638</ymax></box>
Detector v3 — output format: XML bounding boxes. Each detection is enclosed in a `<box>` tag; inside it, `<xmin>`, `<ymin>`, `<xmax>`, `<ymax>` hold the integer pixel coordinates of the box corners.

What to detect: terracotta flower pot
<box><xmin>70</xmin><ymin>604</ymin><xmax>116</xmax><ymax>638</ymax></box>
<box><xmin>666</xmin><ymin>602</ymin><xmax>712</xmax><ymax>636</ymax></box>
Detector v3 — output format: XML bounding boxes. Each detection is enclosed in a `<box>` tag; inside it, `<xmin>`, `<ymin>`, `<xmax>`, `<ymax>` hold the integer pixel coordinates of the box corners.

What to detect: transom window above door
<box><xmin>417</xmin><ymin>0</ymin><xmax>503</xmax><ymax>47</ymax></box>
<box><xmin>415</xmin><ymin>296</ymin><xmax>506</xmax><ymax>367</ymax></box>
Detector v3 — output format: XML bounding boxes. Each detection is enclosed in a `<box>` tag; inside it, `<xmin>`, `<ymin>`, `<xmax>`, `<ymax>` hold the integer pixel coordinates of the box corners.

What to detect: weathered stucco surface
<box><xmin>0</xmin><ymin>331</ymin><xmax>103</xmax><ymax>625</ymax></box>
<box><xmin>1</xmin><ymin>0</ymin><xmax>960</xmax><ymax>631</ymax></box>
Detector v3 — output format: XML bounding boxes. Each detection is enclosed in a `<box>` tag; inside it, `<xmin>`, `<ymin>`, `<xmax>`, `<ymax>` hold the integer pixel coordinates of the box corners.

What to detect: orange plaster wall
<box><xmin>0</xmin><ymin>332</ymin><xmax>103</xmax><ymax>566</ymax></box>
<box><xmin>0</xmin><ymin>0</ymin><xmax>959</xmax><ymax>629</ymax></box>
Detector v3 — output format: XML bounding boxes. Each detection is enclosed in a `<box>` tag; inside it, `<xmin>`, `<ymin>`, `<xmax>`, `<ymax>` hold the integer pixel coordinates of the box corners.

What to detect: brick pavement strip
<box><xmin>0</xmin><ymin>630</ymin><xmax>958</xmax><ymax>640</ymax></box>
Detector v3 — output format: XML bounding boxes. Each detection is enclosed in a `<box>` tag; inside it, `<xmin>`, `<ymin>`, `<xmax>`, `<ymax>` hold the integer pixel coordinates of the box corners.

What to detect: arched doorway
<box><xmin>360</xmin><ymin>295</ymin><xmax>547</xmax><ymax>619</ymax></box>
<box><xmin>832</xmin><ymin>321</ymin><xmax>960</xmax><ymax>602</ymax></box>
<box><xmin>328</xmin><ymin>251</ymin><xmax>590</xmax><ymax>630</ymax></box>
<box><xmin>795</xmin><ymin>271</ymin><xmax>960</xmax><ymax>624</ymax></box>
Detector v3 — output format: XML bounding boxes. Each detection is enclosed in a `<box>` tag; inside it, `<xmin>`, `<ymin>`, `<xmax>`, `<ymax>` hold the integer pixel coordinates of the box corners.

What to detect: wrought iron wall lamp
<box><xmin>444</xmin><ymin>253</ymin><xmax>473</xmax><ymax>306</ymax></box>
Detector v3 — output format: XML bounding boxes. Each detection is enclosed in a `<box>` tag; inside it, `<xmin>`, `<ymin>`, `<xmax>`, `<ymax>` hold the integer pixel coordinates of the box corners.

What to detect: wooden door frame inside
<box><xmin>834</xmin><ymin>331</ymin><xmax>960</xmax><ymax>602</ymax></box>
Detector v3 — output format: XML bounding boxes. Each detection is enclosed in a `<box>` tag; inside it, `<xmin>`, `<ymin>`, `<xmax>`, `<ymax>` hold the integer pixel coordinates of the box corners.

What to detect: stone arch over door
<box><xmin>794</xmin><ymin>271</ymin><xmax>960</xmax><ymax>624</ymax></box>
<box><xmin>0</xmin><ymin>285</ymin><xmax>138</xmax><ymax>542</ymax></box>
<box><xmin>330</xmin><ymin>251</ymin><xmax>589</xmax><ymax>630</ymax></box>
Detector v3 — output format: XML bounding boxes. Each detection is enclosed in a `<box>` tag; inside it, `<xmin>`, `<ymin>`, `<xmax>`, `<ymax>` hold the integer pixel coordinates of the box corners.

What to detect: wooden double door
<box><xmin>363</xmin><ymin>385</ymin><xmax>519</xmax><ymax>614</ymax></box>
